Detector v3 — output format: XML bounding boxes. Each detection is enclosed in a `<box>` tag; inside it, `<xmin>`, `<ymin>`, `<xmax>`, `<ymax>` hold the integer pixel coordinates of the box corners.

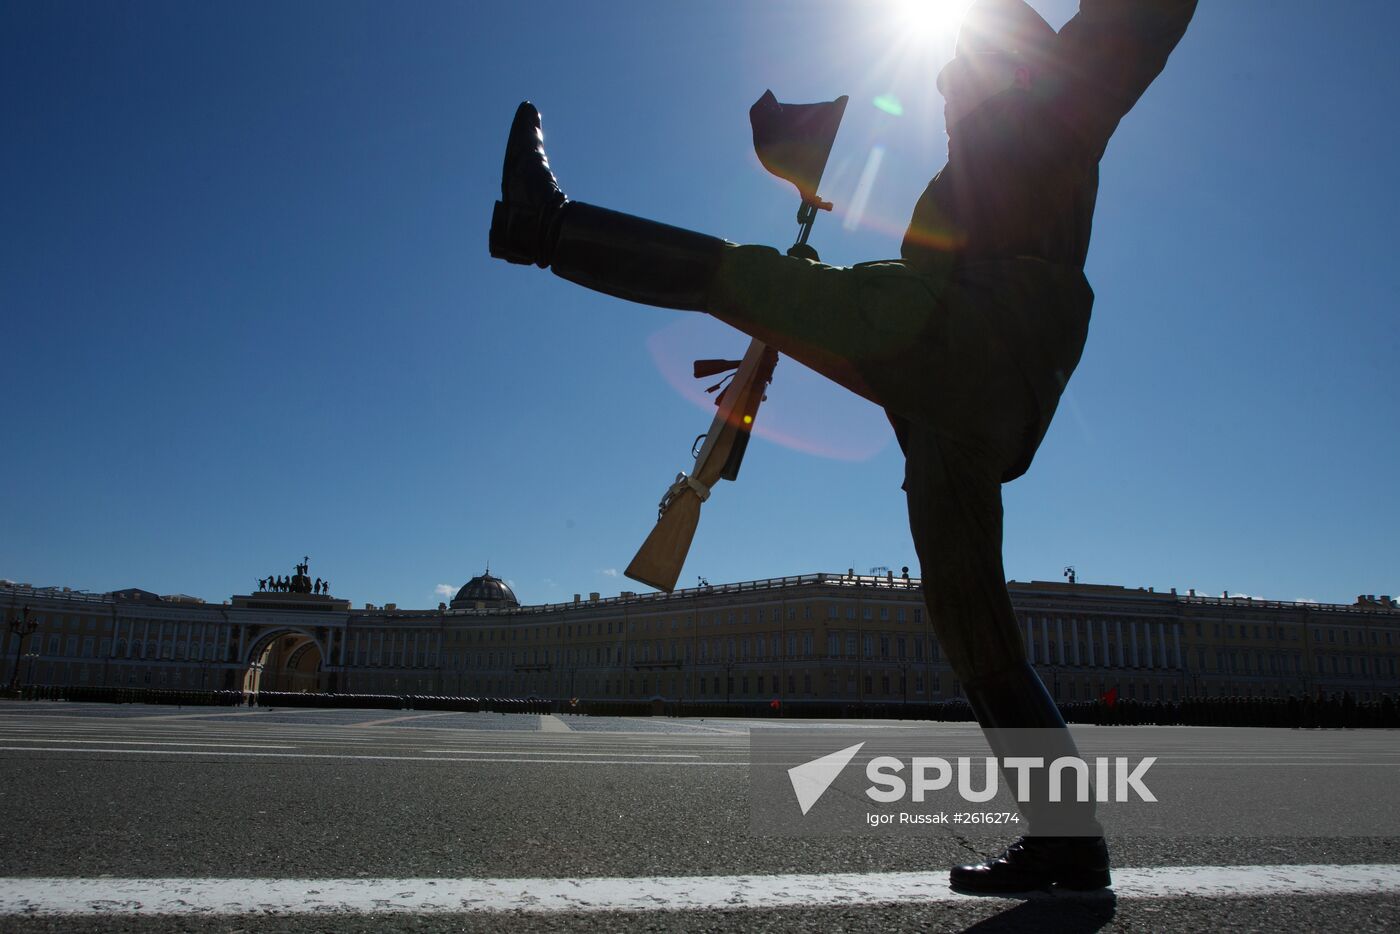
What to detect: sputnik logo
<box><xmin>787</xmin><ymin>742</ymin><xmax>865</xmax><ymax>815</ymax></box>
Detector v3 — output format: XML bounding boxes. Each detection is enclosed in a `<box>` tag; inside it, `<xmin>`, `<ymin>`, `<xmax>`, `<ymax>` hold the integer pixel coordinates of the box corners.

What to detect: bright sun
<box><xmin>893</xmin><ymin>0</ymin><xmax>973</xmax><ymax>43</ymax></box>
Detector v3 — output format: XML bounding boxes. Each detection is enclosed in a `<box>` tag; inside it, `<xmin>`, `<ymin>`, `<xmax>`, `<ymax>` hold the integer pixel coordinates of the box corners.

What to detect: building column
<box><xmin>1024</xmin><ymin>617</ymin><xmax>1034</xmax><ymax>663</ymax></box>
<box><xmin>1071</xmin><ymin>619</ymin><xmax>1081</xmax><ymax>665</ymax></box>
<box><xmin>1085</xmin><ymin>618</ymin><xmax>1095</xmax><ymax>667</ymax></box>
<box><xmin>1144</xmin><ymin>622</ymin><xmax>1154</xmax><ymax>668</ymax></box>
<box><xmin>1173</xmin><ymin>623</ymin><xmax>1183</xmax><ymax>669</ymax></box>
<box><xmin>1114</xmin><ymin>620</ymin><xmax>1124</xmax><ymax>667</ymax></box>
<box><xmin>1130</xmin><ymin>622</ymin><xmax>1140</xmax><ymax>668</ymax></box>
<box><xmin>1055</xmin><ymin>618</ymin><xmax>1066</xmax><ymax>665</ymax></box>
<box><xmin>1040</xmin><ymin>619</ymin><xmax>1049</xmax><ymax>666</ymax></box>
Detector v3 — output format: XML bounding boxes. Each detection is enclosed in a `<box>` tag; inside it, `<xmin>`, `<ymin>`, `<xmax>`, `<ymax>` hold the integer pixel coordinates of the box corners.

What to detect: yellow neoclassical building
<box><xmin>3</xmin><ymin>567</ymin><xmax>1398</xmax><ymax>705</ymax></box>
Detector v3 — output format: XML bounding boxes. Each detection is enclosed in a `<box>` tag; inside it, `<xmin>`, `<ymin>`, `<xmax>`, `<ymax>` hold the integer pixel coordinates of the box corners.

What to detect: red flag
<box><xmin>769</xmin><ymin>697</ymin><xmax>781</xmax><ymax>710</ymax></box>
<box><xmin>1100</xmin><ymin>688</ymin><xmax>1118</xmax><ymax>708</ymax></box>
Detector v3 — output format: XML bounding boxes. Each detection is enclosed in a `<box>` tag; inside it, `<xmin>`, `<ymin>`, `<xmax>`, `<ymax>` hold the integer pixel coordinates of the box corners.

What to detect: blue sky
<box><xmin>2</xmin><ymin>0</ymin><xmax>1396</xmax><ymax>609</ymax></box>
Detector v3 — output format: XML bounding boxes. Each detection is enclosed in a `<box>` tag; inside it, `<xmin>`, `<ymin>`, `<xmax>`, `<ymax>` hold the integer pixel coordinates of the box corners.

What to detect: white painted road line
<box><xmin>0</xmin><ymin>739</ymin><xmax>295</xmax><ymax>749</ymax></box>
<box><xmin>418</xmin><ymin>749</ymin><xmax>700</xmax><ymax>758</ymax></box>
<box><xmin>0</xmin><ymin>746</ymin><xmax>743</xmax><ymax>765</ymax></box>
<box><xmin>1</xmin><ymin>865</ymin><xmax>1397</xmax><ymax>915</ymax></box>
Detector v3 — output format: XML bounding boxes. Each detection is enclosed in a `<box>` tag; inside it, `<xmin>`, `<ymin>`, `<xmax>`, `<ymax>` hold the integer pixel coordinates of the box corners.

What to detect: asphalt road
<box><xmin>0</xmin><ymin>701</ymin><xmax>1396</xmax><ymax>932</ymax></box>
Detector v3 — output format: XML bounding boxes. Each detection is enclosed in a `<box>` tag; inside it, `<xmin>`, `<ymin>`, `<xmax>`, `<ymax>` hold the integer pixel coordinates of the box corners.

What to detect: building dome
<box><xmin>450</xmin><ymin>570</ymin><xmax>519</xmax><ymax>610</ymax></box>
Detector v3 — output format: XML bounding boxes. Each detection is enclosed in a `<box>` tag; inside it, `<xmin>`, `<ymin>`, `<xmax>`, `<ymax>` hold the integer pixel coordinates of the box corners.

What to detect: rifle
<box><xmin>624</xmin><ymin>90</ymin><xmax>848</xmax><ymax>593</ymax></box>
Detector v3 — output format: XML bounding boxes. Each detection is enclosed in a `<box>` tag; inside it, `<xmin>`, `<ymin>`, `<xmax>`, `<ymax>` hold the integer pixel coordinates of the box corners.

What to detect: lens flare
<box><xmin>646</xmin><ymin>317</ymin><xmax>892</xmax><ymax>463</ymax></box>
<box><xmin>873</xmin><ymin>94</ymin><xmax>904</xmax><ymax>116</ymax></box>
<box><xmin>842</xmin><ymin>145</ymin><xmax>886</xmax><ymax>232</ymax></box>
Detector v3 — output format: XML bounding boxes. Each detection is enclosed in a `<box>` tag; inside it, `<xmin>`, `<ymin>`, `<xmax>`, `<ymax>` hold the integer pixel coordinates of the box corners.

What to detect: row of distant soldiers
<box><xmin>1059</xmin><ymin>691</ymin><xmax>1399</xmax><ymax>729</ymax></box>
<box><xmin>258</xmin><ymin>575</ymin><xmax>330</xmax><ymax>595</ymax></box>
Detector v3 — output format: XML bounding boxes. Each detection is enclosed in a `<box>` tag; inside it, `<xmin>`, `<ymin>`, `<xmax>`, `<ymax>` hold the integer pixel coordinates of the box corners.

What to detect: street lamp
<box><xmin>8</xmin><ymin>606</ymin><xmax>38</xmax><ymax>692</ymax></box>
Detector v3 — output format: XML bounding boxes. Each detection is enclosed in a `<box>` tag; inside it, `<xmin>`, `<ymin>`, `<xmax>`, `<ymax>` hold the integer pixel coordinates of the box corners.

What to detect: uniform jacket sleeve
<box><xmin>1052</xmin><ymin>0</ymin><xmax>1198</xmax><ymax>157</ymax></box>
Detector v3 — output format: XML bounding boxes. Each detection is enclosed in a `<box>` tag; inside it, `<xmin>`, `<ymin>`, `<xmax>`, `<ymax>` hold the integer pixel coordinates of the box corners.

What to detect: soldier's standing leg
<box><xmin>903</xmin><ymin>422</ymin><xmax>1108</xmax><ymax>889</ymax></box>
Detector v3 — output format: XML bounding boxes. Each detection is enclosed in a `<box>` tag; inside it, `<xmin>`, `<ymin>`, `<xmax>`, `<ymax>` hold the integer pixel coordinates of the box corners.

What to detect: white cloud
<box><xmin>435</xmin><ymin>583</ymin><xmax>457</xmax><ymax>597</ymax></box>
<box><xmin>601</xmin><ymin>568</ymin><xmax>619</xmax><ymax>578</ymax></box>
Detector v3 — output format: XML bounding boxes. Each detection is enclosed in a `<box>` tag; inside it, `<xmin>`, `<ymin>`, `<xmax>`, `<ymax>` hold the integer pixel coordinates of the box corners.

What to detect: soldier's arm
<box><xmin>1051</xmin><ymin>0</ymin><xmax>1199</xmax><ymax>156</ymax></box>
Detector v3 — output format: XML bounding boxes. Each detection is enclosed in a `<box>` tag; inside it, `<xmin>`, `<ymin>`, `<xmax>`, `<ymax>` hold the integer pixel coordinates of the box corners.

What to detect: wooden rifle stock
<box><xmin>625</xmin><ymin>339</ymin><xmax>774</xmax><ymax>592</ymax></box>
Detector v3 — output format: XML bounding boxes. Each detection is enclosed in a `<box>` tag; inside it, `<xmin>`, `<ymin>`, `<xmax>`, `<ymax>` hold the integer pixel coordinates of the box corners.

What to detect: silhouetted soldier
<box><xmin>489</xmin><ymin>0</ymin><xmax>1195</xmax><ymax>891</ymax></box>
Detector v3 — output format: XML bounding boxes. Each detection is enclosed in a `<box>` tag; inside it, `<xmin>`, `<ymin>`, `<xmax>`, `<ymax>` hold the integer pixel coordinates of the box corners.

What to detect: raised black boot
<box><xmin>488</xmin><ymin>101</ymin><xmax>726</xmax><ymax>310</ymax></box>
<box><xmin>950</xmin><ymin>662</ymin><xmax>1111</xmax><ymax>892</ymax></box>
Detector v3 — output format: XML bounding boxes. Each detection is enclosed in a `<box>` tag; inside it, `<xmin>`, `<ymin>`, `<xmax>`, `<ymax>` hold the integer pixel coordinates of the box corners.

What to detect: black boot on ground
<box><xmin>488</xmin><ymin>101</ymin><xmax>726</xmax><ymax>310</ymax></box>
<box><xmin>953</xmin><ymin>662</ymin><xmax>1111</xmax><ymax>892</ymax></box>
<box><xmin>950</xmin><ymin>835</ymin><xmax>1111</xmax><ymax>893</ymax></box>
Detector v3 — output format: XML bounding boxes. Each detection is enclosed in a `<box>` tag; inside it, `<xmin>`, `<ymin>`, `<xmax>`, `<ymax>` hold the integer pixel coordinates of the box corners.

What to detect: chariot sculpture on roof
<box><xmin>257</xmin><ymin>556</ymin><xmax>329</xmax><ymax>595</ymax></box>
